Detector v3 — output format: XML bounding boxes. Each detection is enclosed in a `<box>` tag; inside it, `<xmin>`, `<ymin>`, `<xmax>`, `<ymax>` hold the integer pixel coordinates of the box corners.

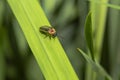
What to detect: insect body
<box><xmin>39</xmin><ymin>26</ymin><xmax>57</xmax><ymax>39</ymax></box>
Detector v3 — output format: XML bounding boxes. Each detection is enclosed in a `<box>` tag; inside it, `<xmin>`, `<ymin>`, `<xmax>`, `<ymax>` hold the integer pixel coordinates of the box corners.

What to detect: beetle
<box><xmin>39</xmin><ymin>26</ymin><xmax>57</xmax><ymax>39</ymax></box>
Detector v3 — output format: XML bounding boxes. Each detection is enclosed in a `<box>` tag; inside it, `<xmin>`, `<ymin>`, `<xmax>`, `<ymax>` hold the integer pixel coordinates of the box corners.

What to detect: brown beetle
<box><xmin>39</xmin><ymin>26</ymin><xmax>57</xmax><ymax>39</ymax></box>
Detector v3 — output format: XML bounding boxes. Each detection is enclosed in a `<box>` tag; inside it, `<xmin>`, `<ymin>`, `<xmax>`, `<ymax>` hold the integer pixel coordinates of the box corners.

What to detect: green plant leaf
<box><xmin>89</xmin><ymin>0</ymin><xmax>120</xmax><ymax>10</ymax></box>
<box><xmin>7</xmin><ymin>0</ymin><xmax>79</xmax><ymax>80</ymax></box>
<box><xmin>77</xmin><ymin>48</ymin><xmax>112</xmax><ymax>80</ymax></box>
<box><xmin>85</xmin><ymin>12</ymin><xmax>94</xmax><ymax>61</ymax></box>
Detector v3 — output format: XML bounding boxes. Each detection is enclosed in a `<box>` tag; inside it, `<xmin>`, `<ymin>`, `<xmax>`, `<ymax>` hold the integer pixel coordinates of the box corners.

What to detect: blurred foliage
<box><xmin>0</xmin><ymin>0</ymin><xmax>120</xmax><ymax>80</ymax></box>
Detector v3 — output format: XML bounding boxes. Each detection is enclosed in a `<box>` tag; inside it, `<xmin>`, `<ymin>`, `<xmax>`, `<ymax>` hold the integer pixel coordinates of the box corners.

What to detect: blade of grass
<box><xmin>84</xmin><ymin>12</ymin><xmax>94</xmax><ymax>61</ymax></box>
<box><xmin>89</xmin><ymin>0</ymin><xmax>108</xmax><ymax>80</ymax></box>
<box><xmin>89</xmin><ymin>0</ymin><xmax>120</xmax><ymax>10</ymax></box>
<box><xmin>108</xmin><ymin>0</ymin><xmax>120</xmax><ymax>79</ymax></box>
<box><xmin>84</xmin><ymin>12</ymin><xmax>95</xmax><ymax>80</ymax></box>
<box><xmin>77</xmin><ymin>48</ymin><xmax>112</xmax><ymax>80</ymax></box>
<box><xmin>7</xmin><ymin>0</ymin><xmax>79</xmax><ymax>80</ymax></box>
<box><xmin>90</xmin><ymin>0</ymin><xmax>108</xmax><ymax>61</ymax></box>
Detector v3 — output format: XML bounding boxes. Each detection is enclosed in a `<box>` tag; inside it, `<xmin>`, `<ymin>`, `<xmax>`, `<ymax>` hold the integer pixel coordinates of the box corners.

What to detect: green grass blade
<box><xmin>108</xmin><ymin>0</ymin><xmax>120</xmax><ymax>79</ymax></box>
<box><xmin>77</xmin><ymin>48</ymin><xmax>112</xmax><ymax>80</ymax></box>
<box><xmin>85</xmin><ymin>12</ymin><xmax>94</xmax><ymax>61</ymax></box>
<box><xmin>89</xmin><ymin>0</ymin><xmax>108</xmax><ymax>80</ymax></box>
<box><xmin>90</xmin><ymin>0</ymin><xmax>108</xmax><ymax>61</ymax></box>
<box><xmin>7</xmin><ymin>0</ymin><xmax>79</xmax><ymax>80</ymax></box>
<box><xmin>89</xmin><ymin>0</ymin><xmax>120</xmax><ymax>10</ymax></box>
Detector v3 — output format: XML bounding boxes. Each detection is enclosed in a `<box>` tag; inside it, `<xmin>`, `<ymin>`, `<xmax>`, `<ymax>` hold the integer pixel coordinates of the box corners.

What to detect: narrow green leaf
<box><xmin>89</xmin><ymin>0</ymin><xmax>120</xmax><ymax>10</ymax></box>
<box><xmin>77</xmin><ymin>48</ymin><xmax>112</xmax><ymax>80</ymax></box>
<box><xmin>85</xmin><ymin>12</ymin><xmax>94</xmax><ymax>61</ymax></box>
<box><xmin>7</xmin><ymin>0</ymin><xmax>79</xmax><ymax>80</ymax></box>
<box><xmin>90</xmin><ymin>0</ymin><xmax>108</xmax><ymax>62</ymax></box>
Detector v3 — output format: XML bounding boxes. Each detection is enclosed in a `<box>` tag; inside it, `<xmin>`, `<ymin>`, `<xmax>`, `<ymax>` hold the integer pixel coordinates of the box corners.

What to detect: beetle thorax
<box><xmin>48</xmin><ymin>28</ymin><xmax>56</xmax><ymax>35</ymax></box>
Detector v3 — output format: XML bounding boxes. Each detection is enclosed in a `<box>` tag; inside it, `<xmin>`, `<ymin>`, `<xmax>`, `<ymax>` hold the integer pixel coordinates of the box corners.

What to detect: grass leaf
<box><xmin>85</xmin><ymin>12</ymin><xmax>94</xmax><ymax>61</ymax></box>
<box><xmin>7</xmin><ymin>0</ymin><xmax>79</xmax><ymax>80</ymax></box>
<box><xmin>77</xmin><ymin>48</ymin><xmax>112</xmax><ymax>80</ymax></box>
<box><xmin>89</xmin><ymin>0</ymin><xmax>120</xmax><ymax>10</ymax></box>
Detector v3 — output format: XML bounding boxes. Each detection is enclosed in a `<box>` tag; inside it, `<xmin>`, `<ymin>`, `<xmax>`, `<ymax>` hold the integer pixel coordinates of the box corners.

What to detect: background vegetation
<box><xmin>0</xmin><ymin>0</ymin><xmax>120</xmax><ymax>80</ymax></box>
